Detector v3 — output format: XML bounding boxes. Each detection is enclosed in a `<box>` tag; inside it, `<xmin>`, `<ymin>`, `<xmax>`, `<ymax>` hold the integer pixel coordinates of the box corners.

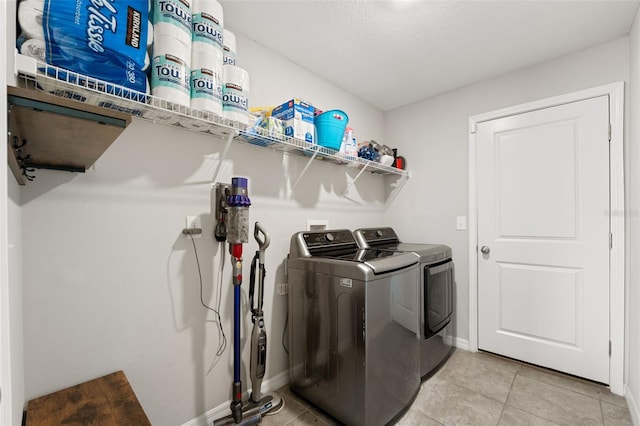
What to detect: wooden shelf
<box><xmin>25</xmin><ymin>370</ymin><xmax>150</xmax><ymax>426</ymax></box>
<box><xmin>7</xmin><ymin>86</ymin><xmax>131</xmax><ymax>185</ymax></box>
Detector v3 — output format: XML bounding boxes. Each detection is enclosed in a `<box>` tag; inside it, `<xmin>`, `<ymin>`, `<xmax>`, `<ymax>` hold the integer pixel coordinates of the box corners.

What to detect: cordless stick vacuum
<box><xmin>214</xmin><ymin>178</ymin><xmax>261</xmax><ymax>426</ymax></box>
<box><xmin>247</xmin><ymin>223</ymin><xmax>283</xmax><ymax>413</ymax></box>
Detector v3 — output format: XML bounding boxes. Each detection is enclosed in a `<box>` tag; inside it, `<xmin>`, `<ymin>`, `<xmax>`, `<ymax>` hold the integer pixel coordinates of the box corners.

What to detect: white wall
<box><xmin>18</xmin><ymin>31</ymin><xmax>387</xmax><ymax>425</ymax></box>
<box><xmin>2</xmin><ymin>1</ymin><xmax>24</xmax><ymax>425</ymax></box>
<box><xmin>383</xmin><ymin>37</ymin><xmax>630</xmax><ymax>347</ymax></box>
<box><xmin>627</xmin><ymin>6</ymin><xmax>640</xmax><ymax>424</ymax></box>
<box><xmin>234</xmin><ymin>29</ymin><xmax>383</xmax><ymax>143</ymax></box>
<box><xmin>7</xmin><ymin>170</ymin><xmax>24</xmax><ymax>426</ymax></box>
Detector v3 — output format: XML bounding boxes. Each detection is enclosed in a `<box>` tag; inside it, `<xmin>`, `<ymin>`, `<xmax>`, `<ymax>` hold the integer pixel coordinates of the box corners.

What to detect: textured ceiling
<box><xmin>220</xmin><ymin>0</ymin><xmax>639</xmax><ymax>111</ymax></box>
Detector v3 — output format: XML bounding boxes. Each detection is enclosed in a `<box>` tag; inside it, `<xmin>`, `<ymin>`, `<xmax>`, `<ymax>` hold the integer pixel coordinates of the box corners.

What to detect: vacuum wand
<box><xmin>225</xmin><ymin>177</ymin><xmax>251</xmax><ymax>425</ymax></box>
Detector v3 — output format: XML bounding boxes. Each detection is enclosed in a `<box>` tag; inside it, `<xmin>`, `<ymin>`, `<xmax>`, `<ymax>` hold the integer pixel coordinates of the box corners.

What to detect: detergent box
<box><xmin>271</xmin><ymin>98</ymin><xmax>315</xmax><ymax>143</ymax></box>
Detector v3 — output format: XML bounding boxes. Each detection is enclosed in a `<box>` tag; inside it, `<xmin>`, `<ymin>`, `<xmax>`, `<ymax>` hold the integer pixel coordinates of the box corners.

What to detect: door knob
<box><xmin>480</xmin><ymin>246</ymin><xmax>491</xmax><ymax>254</ymax></box>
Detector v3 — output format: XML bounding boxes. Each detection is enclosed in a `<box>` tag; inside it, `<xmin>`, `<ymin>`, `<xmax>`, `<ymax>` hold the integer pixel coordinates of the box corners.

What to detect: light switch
<box><xmin>456</xmin><ymin>216</ymin><xmax>467</xmax><ymax>231</ymax></box>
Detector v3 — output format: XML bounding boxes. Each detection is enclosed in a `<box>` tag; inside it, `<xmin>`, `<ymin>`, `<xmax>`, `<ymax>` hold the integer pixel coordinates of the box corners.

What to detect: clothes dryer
<box><xmin>354</xmin><ymin>227</ymin><xmax>455</xmax><ymax>379</ymax></box>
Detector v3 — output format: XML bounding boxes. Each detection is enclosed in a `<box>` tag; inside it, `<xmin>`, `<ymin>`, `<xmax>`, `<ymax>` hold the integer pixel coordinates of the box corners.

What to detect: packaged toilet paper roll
<box><xmin>153</xmin><ymin>0</ymin><xmax>192</xmax><ymax>46</ymax></box>
<box><xmin>223</xmin><ymin>29</ymin><xmax>237</xmax><ymax>66</ymax></box>
<box><xmin>42</xmin><ymin>0</ymin><xmax>151</xmax><ymax>71</ymax></box>
<box><xmin>20</xmin><ymin>38</ymin><xmax>47</xmax><ymax>61</ymax></box>
<box><xmin>222</xmin><ymin>65</ymin><xmax>249</xmax><ymax>124</ymax></box>
<box><xmin>18</xmin><ymin>0</ymin><xmax>45</xmax><ymax>41</ymax></box>
<box><xmin>192</xmin><ymin>0</ymin><xmax>223</xmax><ymax>53</ymax></box>
<box><xmin>142</xmin><ymin>52</ymin><xmax>151</xmax><ymax>71</ymax></box>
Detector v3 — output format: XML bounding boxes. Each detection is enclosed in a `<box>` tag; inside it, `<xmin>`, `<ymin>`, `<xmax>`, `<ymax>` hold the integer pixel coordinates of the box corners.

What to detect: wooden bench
<box><xmin>25</xmin><ymin>370</ymin><xmax>151</xmax><ymax>426</ymax></box>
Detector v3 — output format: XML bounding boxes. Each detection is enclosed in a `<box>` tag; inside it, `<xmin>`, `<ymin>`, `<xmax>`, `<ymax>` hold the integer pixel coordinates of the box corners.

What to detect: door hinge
<box><xmin>609</xmin><ymin>233</ymin><xmax>613</xmax><ymax>249</ymax></box>
<box><xmin>609</xmin><ymin>340</ymin><xmax>612</xmax><ymax>356</ymax></box>
<box><xmin>608</xmin><ymin>123</ymin><xmax>612</xmax><ymax>141</ymax></box>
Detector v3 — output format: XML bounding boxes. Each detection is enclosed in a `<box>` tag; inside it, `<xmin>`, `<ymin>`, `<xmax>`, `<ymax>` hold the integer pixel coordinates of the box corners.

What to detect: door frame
<box><xmin>468</xmin><ymin>82</ymin><xmax>625</xmax><ymax>395</ymax></box>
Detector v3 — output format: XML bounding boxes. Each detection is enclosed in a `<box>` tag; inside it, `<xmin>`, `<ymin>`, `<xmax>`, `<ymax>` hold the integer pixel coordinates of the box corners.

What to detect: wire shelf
<box><xmin>13</xmin><ymin>53</ymin><xmax>409</xmax><ymax>178</ymax></box>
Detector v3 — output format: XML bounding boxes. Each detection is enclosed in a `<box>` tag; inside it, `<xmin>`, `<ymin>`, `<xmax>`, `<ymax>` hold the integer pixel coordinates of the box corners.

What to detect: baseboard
<box><xmin>181</xmin><ymin>369</ymin><xmax>290</xmax><ymax>426</ymax></box>
<box><xmin>454</xmin><ymin>337</ymin><xmax>470</xmax><ymax>351</ymax></box>
<box><xmin>627</xmin><ymin>386</ymin><xmax>640</xmax><ymax>426</ymax></box>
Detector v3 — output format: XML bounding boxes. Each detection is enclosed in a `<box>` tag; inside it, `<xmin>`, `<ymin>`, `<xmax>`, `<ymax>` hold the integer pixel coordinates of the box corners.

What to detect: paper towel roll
<box><xmin>18</xmin><ymin>0</ymin><xmax>45</xmax><ymax>41</ymax></box>
<box><xmin>222</xmin><ymin>65</ymin><xmax>249</xmax><ymax>124</ymax></box>
<box><xmin>191</xmin><ymin>39</ymin><xmax>223</xmax><ymax>71</ymax></box>
<box><xmin>151</xmin><ymin>59</ymin><xmax>191</xmax><ymax>106</ymax></box>
<box><xmin>190</xmin><ymin>65</ymin><xmax>223</xmax><ymax>115</ymax></box>
<box><xmin>153</xmin><ymin>33</ymin><xmax>191</xmax><ymax>63</ymax></box>
<box><xmin>20</xmin><ymin>38</ymin><xmax>46</xmax><ymax>61</ymax></box>
<box><xmin>154</xmin><ymin>22</ymin><xmax>191</xmax><ymax>47</ymax></box>
<box><xmin>151</xmin><ymin>34</ymin><xmax>191</xmax><ymax>106</ymax></box>
<box><xmin>223</xmin><ymin>29</ymin><xmax>237</xmax><ymax>66</ymax></box>
<box><xmin>153</xmin><ymin>0</ymin><xmax>192</xmax><ymax>46</ymax></box>
<box><xmin>192</xmin><ymin>0</ymin><xmax>223</xmax><ymax>53</ymax></box>
<box><xmin>192</xmin><ymin>0</ymin><xmax>223</xmax><ymax>16</ymax></box>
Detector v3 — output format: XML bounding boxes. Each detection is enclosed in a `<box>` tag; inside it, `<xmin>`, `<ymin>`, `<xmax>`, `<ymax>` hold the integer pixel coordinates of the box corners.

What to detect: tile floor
<box><xmin>261</xmin><ymin>349</ymin><xmax>633</xmax><ymax>426</ymax></box>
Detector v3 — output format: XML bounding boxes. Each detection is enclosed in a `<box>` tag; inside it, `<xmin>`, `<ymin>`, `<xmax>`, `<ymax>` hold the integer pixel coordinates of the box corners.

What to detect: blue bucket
<box><xmin>315</xmin><ymin>110</ymin><xmax>349</xmax><ymax>150</ymax></box>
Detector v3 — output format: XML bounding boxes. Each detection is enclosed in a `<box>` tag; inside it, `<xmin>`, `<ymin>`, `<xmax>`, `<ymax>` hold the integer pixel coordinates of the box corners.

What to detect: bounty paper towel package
<box><xmin>271</xmin><ymin>98</ymin><xmax>315</xmax><ymax>143</ymax></box>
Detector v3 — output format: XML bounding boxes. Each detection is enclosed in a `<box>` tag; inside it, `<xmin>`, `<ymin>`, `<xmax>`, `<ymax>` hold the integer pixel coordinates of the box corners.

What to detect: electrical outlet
<box><xmin>184</xmin><ymin>216</ymin><xmax>202</xmax><ymax>238</ymax></box>
<box><xmin>307</xmin><ymin>219</ymin><xmax>329</xmax><ymax>231</ymax></box>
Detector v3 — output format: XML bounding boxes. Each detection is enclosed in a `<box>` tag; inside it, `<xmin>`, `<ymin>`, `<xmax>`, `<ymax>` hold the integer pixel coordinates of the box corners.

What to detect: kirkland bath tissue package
<box><xmin>40</xmin><ymin>0</ymin><xmax>150</xmax><ymax>92</ymax></box>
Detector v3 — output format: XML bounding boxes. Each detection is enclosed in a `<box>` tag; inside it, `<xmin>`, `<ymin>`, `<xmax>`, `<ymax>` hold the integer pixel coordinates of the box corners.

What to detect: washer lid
<box><xmin>363</xmin><ymin>251</ymin><xmax>419</xmax><ymax>274</ymax></box>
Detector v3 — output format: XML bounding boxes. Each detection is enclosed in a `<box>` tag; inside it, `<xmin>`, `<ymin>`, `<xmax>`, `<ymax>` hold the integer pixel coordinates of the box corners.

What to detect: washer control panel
<box><xmin>302</xmin><ymin>230</ymin><xmax>355</xmax><ymax>249</ymax></box>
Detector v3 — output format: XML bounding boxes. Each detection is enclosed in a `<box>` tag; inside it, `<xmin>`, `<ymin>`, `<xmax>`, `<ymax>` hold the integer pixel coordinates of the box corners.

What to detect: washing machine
<box><xmin>354</xmin><ymin>227</ymin><xmax>455</xmax><ymax>379</ymax></box>
<box><xmin>287</xmin><ymin>229</ymin><xmax>421</xmax><ymax>426</ymax></box>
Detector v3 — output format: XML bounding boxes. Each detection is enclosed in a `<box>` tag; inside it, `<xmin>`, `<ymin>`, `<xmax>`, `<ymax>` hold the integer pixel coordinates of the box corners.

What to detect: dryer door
<box><xmin>424</xmin><ymin>259</ymin><xmax>453</xmax><ymax>338</ymax></box>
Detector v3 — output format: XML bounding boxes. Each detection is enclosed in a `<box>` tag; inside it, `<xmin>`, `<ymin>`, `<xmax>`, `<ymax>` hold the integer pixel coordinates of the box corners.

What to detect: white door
<box><xmin>477</xmin><ymin>95</ymin><xmax>610</xmax><ymax>384</ymax></box>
